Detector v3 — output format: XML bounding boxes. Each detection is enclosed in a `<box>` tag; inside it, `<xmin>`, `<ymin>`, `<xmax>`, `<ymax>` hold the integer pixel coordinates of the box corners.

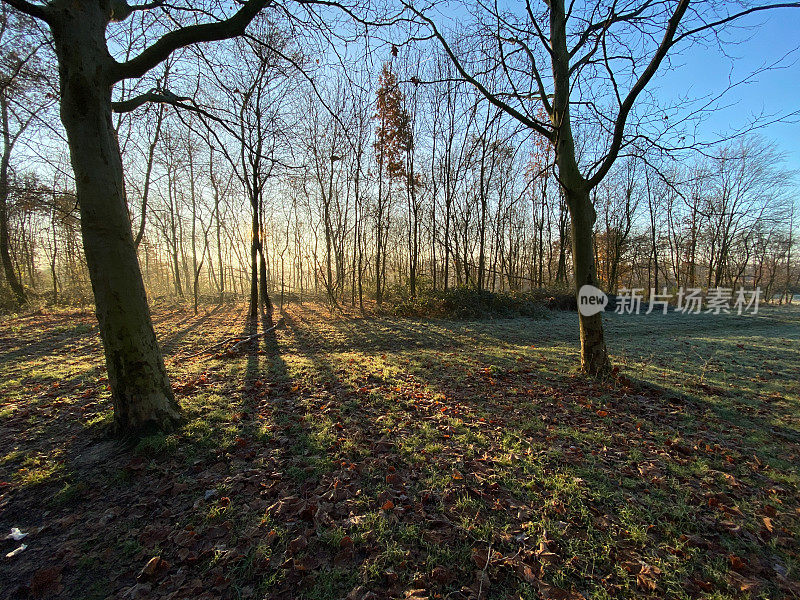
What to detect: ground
<box><xmin>0</xmin><ymin>302</ymin><xmax>799</xmax><ymax>599</ymax></box>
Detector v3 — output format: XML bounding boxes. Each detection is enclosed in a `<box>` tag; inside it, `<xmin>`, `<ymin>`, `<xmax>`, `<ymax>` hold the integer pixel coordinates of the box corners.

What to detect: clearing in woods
<box><xmin>0</xmin><ymin>303</ymin><xmax>799</xmax><ymax>599</ymax></box>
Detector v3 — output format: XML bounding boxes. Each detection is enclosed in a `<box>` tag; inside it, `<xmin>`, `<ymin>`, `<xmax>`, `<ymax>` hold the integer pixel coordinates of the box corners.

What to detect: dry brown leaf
<box><xmin>137</xmin><ymin>556</ymin><xmax>169</xmax><ymax>582</ymax></box>
<box><xmin>762</xmin><ymin>516</ymin><xmax>774</xmax><ymax>533</ymax></box>
<box><xmin>536</xmin><ymin>581</ymin><xmax>585</xmax><ymax>599</ymax></box>
<box><xmin>727</xmin><ymin>572</ymin><xmax>761</xmax><ymax>593</ymax></box>
<box><xmin>430</xmin><ymin>565</ymin><xmax>452</xmax><ymax>584</ymax></box>
<box><xmin>471</xmin><ymin>547</ymin><xmax>491</xmax><ymax>569</ymax></box>
<box><xmin>728</xmin><ymin>554</ymin><xmax>746</xmax><ymax>572</ymax></box>
<box><xmin>29</xmin><ymin>566</ymin><xmax>63</xmax><ymax>599</ymax></box>
<box><xmin>287</xmin><ymin>535</ymin><xmax>308</xmax><ymax>555</ymax></box>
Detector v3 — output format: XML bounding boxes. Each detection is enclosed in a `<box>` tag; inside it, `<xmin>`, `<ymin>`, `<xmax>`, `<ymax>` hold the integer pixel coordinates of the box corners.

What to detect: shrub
<box><xmin>387</xmin><ymin>286</ymin><xmax>566</xmax><ymax>319</ymax></box>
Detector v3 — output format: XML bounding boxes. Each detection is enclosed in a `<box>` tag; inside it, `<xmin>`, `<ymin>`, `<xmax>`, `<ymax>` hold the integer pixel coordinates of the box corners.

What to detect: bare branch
<box><xmin>111</xmin><ymin>0</ymin><xmax>272</xmax><ymax>82</ymax></box>
<box><xmin>1</xmin><ymin>0</ymin><xmax>50</xmax><ymax>23</ymax></box>
<box><xmin>405</xmin><ymin>2</ymin><xmax>553</xmax><ymax>141</ymax></box>
<box><xmin>587</xmin><ymin>0</ymin><xmax>689</xmax><ymax>189</ymax></box>
<box><xmin>673</xmin><ymin>2</ymin><xmax>800</xmax><ymax>46</ymax></box>
<box><xmin>110</xmin><ymin>0</ymin><xmax>166</xmax><ymax>22</ymax></box>
<box><xmin>111</xmin><ymin>88</ymin><xmax>190</xmax><ymax>113</ymax></box>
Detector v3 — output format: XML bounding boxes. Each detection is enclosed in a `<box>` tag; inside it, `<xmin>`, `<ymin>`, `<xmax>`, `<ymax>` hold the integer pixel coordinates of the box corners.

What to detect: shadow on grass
<box><xmin>2</xmin><ymin>303</ymin><xmax>799</xmax><ymax>600</ymax></box>
<box><xmin>159</xmin><ymin>304</ymin><xmax>224</xmax><ymax>353</ymax></box>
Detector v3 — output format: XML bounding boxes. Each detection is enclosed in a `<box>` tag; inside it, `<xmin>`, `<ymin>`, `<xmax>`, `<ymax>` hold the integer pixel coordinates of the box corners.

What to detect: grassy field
<box><xmin>0</xmin><ymin>302</ymin><xmax>799</xmax><ymax>599</ymax></box>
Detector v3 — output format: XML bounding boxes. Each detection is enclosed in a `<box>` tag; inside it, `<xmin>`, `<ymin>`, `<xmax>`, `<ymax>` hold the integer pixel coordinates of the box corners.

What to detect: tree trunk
<box><xmin>555</xmin><ymin>193</ymin><xmax>569</xmax><ymax>284</ymax></box>
<box><xmin>52</xmin><ymin>7</ymin><xmax>180</xmax><ymax>436</ymax></box>
<box><xmin>550</xmin><ymin>0</ymin><xmax>610</xmax><ymax>377</ymax></box>
<box><xmin>0</xmin><ymin>93</ymin><xmax>26</xmax><ymax>306</ymax></box>
<box><xmin>210</xmin><ymin>151</ymin><xmax>224</xmax><ymax>303</ymax></box>
<box><xmin>133</xmin><ymin>102</ymin><xmax>163</xmax><ymax>249</ymax></box>
<box><xmin>444</xmin><ymin>193</ymin><xmax>451</xmax><ymax>290</ymax></box>
<box><xmin>249</xmin><ymin>194</ymin><xmax>259</xmax><ymax>319</ymax></box>
<box><xmin>189</xmin><ymin>142</ymin><xmax>199</xmax><ymax>314</ymax></box>
<box><xmin>566</xmin><ymin>188</ymin><xmax>610</xmax><ymax>376</ymax></box>
<box><xmin>477</xmin><ymin>147</ymin><xmax>487</xmax><ymax>292</ymax></box>
<box><xmin>259</xmin><ymin>241</ymin><xmax>270</xmax><ymax>312</ymax></box>
<box><xmin>258</xmin><ymin>194</ymin><xmax>271</xmax><ymax>314</ymax></box>
<box><xmin>376</xmin><ymin>155</ymin><xmax>384</xmax><ymax>306</ymax></box>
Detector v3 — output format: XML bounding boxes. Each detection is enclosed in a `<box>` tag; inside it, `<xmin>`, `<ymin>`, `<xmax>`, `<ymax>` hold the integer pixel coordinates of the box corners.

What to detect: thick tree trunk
<box><xmin>566</xmin><ymin>188</ymin><xmax>610</xmax><ymax>376</ymax></box>
<box><xmin>52</xmin><ymin>7</ymin><xmax>180</xmax><ymax>436</ymax></box>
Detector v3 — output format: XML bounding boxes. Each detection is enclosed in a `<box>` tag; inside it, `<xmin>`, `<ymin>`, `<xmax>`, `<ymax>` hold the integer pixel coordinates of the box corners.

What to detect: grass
<box><xmin>0</xmin><ymin>302</ymin><xmax>798</xmax><ymax>599</ymax></box>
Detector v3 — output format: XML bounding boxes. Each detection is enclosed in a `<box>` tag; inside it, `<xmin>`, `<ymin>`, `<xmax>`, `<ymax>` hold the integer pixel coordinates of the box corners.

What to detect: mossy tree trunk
<box><xmin>50</xmin><ymin>3</ymin><xmax>180</xmax><ymax>436</ymax></box>
<box><xmin>549</xmin><ymin>0</ymin><xmax>610</xmax><ymax>377</ymax></box>
<box><xmin>5</xmin><ymin>0</ymin><xmax>268</xmax><ymax>435</ymax></box>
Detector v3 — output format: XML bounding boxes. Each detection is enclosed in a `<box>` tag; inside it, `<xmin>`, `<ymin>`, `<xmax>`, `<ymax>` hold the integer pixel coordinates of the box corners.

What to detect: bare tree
<box><xmin>0</xmin><ymin>4</ymin><xmax>52</xmax><ymax>306</ymax></box>
<box><xmin>411</xmin><ymin>0</ymin><xmax>800</xmax><ymax>375</ymax></box>
<box><xmin>1</xmin><ymin>0</ymin><xmax>277</xmax><ymax>435</ymax></box>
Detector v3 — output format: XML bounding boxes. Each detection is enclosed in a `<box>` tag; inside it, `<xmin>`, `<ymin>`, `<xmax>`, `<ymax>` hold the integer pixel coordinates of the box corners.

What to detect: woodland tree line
<box><xmin>1</xmin><ymin>0</ymin><xmax>798</xmax><ymax>434</ymax></box>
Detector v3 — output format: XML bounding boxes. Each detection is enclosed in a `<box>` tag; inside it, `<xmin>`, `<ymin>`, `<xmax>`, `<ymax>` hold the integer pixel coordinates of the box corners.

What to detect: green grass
<box><xmin>0</xmin><ymin>303</ymin><xmax>798</xmax><ymax>599</ymax></box>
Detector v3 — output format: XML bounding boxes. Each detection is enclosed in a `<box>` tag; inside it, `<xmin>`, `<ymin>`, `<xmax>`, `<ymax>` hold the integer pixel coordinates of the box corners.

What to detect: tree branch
<box><xmin>587</xmin><ymin>0</ymin><xmax>689</xmax><ymax>189</ymax></box>
<box><xmin>110</xmin><ymin>0</ymin><xmax>167</xmax><ymax>22</ymax></box>
<box><xmin>405</xmin><ymin>2</ymin><xmax>554</xmax><ymax>141</ymax></box>
<box><xmin>111</xmin><ymin>0</ymin><xmax>271</xmax><ymax>82</ymax></box>
<box><xmin>673</xmin><ymin>2</ymin><xmax>800</xmax><ymax>46</ymax></box>
<box><xmin>1</xmin><ymin>0</ymin><xmax>51</xmax><ymax>23</ymax></box>
<box><xmin>111</xmin><ymin>88</ymin><xmax>190</xmax><ymax>113</ymax></box>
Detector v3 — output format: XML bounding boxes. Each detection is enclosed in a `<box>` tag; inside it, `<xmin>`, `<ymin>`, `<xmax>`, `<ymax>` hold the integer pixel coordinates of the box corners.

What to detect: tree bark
<box><xmin>566</xmin><ymin>188</ymin><xmax>610</xmax><ymax>376</ymax></box>
<box><xmin>550</xmin><ymin>0</ymin><xmax>610</xmax><ymax>377</ymax></box>
<box><xmin>249</xmin><ymin>195</ymin><xmax>259</xmax><ymax>319</ymax></box>
<box><xmin>0</xmin><ymin>92</ymin><xmax>26</xmax><ymax>306</ymax></box>
<box><xmin>51</xmin><ymin>5</ymin><xmax>180</xmax><ymax>436</ymax></box>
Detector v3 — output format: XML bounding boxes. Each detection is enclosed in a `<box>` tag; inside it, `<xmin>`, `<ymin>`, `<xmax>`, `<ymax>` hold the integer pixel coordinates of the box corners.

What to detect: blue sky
<box><xmin>423</xmin><ymin>1</ymin><xmax>800</xmax><ymax>178</ymax></box>
<box><xmin>657</xmin><ymin>9</ymin><xmax>800</xmax><ymax>172</ymax></box>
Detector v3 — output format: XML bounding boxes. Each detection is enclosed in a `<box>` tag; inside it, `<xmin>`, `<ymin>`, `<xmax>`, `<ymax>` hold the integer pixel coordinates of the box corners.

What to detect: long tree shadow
<box><xmin>159</xmin><ymin>304</ymin><xmax>223</xmax><ymax>354</ymax></box>
<box><xmin>242</xmin><ymin>302</ymin><xmax>289</xmax><ymax>386</ymax></box>
<box><xmin>3</xmin><ymin>303</ymin><xmax>798</xmax><ymax>600</ymax></box>
<box><xmin>262</xmin><ymin>305</ymin><xmax>800</xmax><ymax>599</ymax></box>
<box><xmin>236</xmin><ymin>302</ymin><xmax>291</xmax><ymax>444</ymax></box>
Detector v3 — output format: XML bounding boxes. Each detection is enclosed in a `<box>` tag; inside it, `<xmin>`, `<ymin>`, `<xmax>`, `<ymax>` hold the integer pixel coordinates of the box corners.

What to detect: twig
<box><xmin>183</xmin><ymin>334</ymin><xmax>247</xmax><ymax>359</ymax></box>
<box><xmin>477</xmin><ymin>542</ymin><xmax>492</xmax><ymax>599</ymax></box>
<box><xmin>230</xmin><ymin>318</ymin><xmax>285</xmax><ymax>352</ymax></box>
<box><xmin>182</xmin><ymin>318</ymin><xmax>284</xmax><ymax>359</ymax></box>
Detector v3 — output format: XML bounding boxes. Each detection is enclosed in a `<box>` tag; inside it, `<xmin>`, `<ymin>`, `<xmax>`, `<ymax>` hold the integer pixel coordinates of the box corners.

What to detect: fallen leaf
<box><xmin>30</xmin><ymin>566</ymin><xmax>63</xmax><ymax>598</ymax></box>
<box><xmin>729</xmin><ymin>554</ymin><xmax>746</xmax><ymax>572</ymax></box>
<box><xmin>137</xmin><ymin>556</ymin><xmax>169</xmax><ymax>582</ymax></box>
<box><xmin>536</xmin><ymin>581</ymin><xmax>585</xmax><ymax>599</ymax></box>
<box><xmin>636</xmin><ymin>564</ymin><xmax>661</xmax><ymax>591</ymax></box>
<box><xmin>727</xmin><ymin>572</ymin><xmax>760</xmax><ymax>593</ymax></box>
<box><xmin>471</xmin><ymin>547</ymin><xmax>490</xmax><ymax>569</ymax></box>
<box><xmin>287</xmin><ymin>535</ymin><xmax>308</xmax><ymax>555</ymax></box>
<box><xmin>431</xmin><ymin>565</ymin><xmax>452</xmax><ymax>583</ymax></box>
